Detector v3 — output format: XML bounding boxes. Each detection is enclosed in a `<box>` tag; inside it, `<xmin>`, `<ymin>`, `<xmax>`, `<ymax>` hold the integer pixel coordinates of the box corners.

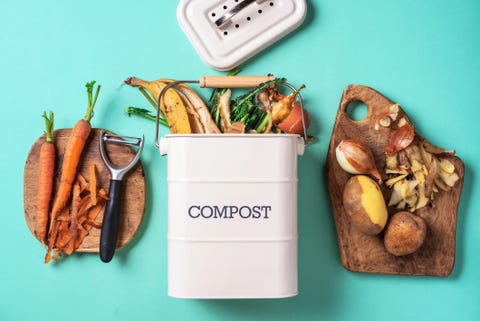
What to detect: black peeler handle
<box><xmin>100</xmin><ymin>179</ymin><xmax>122</xmax><ymax>263</ymax></box>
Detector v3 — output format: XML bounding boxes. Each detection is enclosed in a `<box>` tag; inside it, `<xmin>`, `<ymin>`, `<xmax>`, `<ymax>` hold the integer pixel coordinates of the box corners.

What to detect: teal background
<box><xmin>1</xmin><ymin>0</ymin><xmax>479</xmax><ymax>320</ymax></box>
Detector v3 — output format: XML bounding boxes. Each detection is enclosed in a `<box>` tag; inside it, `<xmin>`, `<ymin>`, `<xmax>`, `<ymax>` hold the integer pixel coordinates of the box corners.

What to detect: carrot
<box><xmin>45</xmin><ymin>81</ymin><xmax>101</xmax><ymax>259</ymax></box>
<box><xmin>36</xmin><ymin>111</ymin><xmax>55</xmax><ymax>245</ymax></box>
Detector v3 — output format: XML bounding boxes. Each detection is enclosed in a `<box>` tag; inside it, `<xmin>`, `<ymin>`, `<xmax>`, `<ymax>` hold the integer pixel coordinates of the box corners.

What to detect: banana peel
<box><xmin>175</xmin><ymin>88</ymin><xmax>206</xmax><ymax>134</ymax></box>
<box><xmin>149</xmin><ymin>78</ymin><xmax>221</xmax><ymax>133</ymax></box>
<box><xmin>125</xmin><ymin>77</ymin><xmax>191</xmax><ymax>134</ymax></box>
<box><xmin>125</xmin><ymin>77</ymin><xmax>221</xmax><ymax>134</ymax></box>
<box><xmin>175</xmin><ymin>82</ymin><xmax>221</xmax><ymax>134</ymax></box>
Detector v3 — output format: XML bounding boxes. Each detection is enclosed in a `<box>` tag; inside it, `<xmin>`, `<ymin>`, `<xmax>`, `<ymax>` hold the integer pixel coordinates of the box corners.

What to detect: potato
<box><xmin>384</xmin><ymin>211</ymin><xmax>427</xmax><ymax>256</ymax></box>
<box><xmin>343</xmin><ymin>175</ymin><xmax>388</xmax><ymax>235</ymax></box>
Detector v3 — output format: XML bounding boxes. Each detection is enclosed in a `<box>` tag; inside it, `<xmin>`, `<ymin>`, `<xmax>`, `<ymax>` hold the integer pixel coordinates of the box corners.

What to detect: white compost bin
<box><xmin>159</xmin><ymin>134</ymin><xmax>304</xmax><ymax>298</ymax></box>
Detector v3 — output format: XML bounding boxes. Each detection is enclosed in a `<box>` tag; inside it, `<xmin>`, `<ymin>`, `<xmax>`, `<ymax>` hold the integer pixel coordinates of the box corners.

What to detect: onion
<box><xmin>335</xmin><ymin>139</ymin><xmax>382</xmax><ymax>183</ymax></box>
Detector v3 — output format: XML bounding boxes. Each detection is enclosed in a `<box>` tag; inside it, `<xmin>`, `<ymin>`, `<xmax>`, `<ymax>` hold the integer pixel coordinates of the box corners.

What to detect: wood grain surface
<box><xmin>326</xmin><ymin>85</ymin><xmax>464</xmax><ymax>276</ymax></box>
<box><xmin>24</xmin><ymin>128</ymin><xmax>146</xmax><ymax>253</ymax></box>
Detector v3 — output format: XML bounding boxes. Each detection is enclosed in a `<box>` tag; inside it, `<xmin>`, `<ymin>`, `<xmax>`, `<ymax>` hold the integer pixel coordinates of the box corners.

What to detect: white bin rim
<box><xmin>161</xmin><ymin>133</ymin><xmax>302</xmax><ymax>138</ymax></box>
<box><xmin>159</xmin><ymin>134</ymin><xmax>306</xmax><ymax>156</ymax></box>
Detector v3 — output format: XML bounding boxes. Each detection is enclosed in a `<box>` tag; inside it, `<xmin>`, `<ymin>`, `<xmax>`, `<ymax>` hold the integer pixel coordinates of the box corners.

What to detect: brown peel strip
<box><xmin>419</xmin><ymin>136</ymin><xmax>456</xmax><ymax>155</ymax></box>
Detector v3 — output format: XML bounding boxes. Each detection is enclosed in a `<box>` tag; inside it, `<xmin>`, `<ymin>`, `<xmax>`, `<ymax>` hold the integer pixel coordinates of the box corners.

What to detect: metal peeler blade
<box><xmin>98</xmin><ymin>130</ymin><xmax>144</xmax><ymax>263</ymax></box>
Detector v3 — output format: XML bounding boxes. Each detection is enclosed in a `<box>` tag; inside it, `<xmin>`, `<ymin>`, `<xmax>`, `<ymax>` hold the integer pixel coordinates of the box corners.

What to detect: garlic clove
<box><xmin>335</xmin><ymin>139</ymin><xmax>382</xmax><ymax>183</ymax></box>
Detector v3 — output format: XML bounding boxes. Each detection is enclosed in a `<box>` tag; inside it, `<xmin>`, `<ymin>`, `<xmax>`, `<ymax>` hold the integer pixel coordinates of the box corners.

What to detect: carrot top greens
<box><xmin>84</xmin><ymin>81</ymin><xmax>101</xmax><ymax>122</ymax></box>
<box><xmin>42</xmin><ymin>111</ymin><xmax>54</xmax><ymax>142</ymax></box>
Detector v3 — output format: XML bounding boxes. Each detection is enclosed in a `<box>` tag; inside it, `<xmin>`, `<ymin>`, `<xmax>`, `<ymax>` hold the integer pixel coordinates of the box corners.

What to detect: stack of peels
<box><xmin>385</xmin><ymin>122</ymin><xmax>459</xmax><ymax>212</ymax></box>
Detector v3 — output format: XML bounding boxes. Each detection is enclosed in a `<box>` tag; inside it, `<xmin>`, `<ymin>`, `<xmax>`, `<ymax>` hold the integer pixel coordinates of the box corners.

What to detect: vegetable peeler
<box><xmin>99</xmin><ymin>130</ymin><xmax>144</xmax><ymax>263</ymax></box>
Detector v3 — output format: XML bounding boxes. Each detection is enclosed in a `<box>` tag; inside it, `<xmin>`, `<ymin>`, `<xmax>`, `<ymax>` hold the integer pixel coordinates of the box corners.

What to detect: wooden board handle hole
<box><xmin>345</xmin><ymin>100</ymin><xmax>368</xmax><ymax>122</ymax></box>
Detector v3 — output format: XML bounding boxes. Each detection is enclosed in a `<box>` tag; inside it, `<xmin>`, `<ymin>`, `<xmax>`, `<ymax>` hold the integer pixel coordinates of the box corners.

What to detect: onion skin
<box><xmin>336</xmin><ymin>139</ymin><xmax>382</xmax><ymax>183</ymax></box>
<box><xmin>277</xmin><ymin>102</ymin><xmax>310</xmax><ymax>134</ymax></box>
<box><xmin>386</xmin><ymin>123</ymin><xmax>415</xmax><ymax>155</ymax></box>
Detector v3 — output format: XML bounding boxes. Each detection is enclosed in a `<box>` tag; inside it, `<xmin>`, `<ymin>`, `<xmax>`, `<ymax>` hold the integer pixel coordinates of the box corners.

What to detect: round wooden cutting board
<box><xmin>24</xmin><ymin>128</ymin><xmax>146</xmax><ymax>253</ymax></box>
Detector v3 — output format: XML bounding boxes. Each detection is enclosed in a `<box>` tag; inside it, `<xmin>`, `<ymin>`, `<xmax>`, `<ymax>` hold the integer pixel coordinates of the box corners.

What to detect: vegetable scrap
<box><xmin>385</xmin><ymin>129</ymin><xmax>459</xmax><ymax>212</ymax></box>
<box><xmin>385</xmin><ymin>122</ymin><xmax>415</xmax><ymax>155</ymax></box>
<box><xmin>44</xmin><ymin>171</ymin><xmax>108</xmax><ymax>263</ymax></box>
<box><xmin>378</xmin><ymin>110</ymin><xmax>459</xmax><ymax>212</ymax></box>
<box><xmin>124</xmin><ymin>71</ymin><xmax>310</xmax><ymax>136</ymax></box>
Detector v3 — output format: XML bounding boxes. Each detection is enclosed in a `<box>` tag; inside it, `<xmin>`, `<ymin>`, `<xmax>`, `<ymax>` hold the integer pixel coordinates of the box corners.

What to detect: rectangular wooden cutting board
<box><xmin>325</xmin><ymin>84</ymin><xmax>464</xmax><ymax>276</ymax></box>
